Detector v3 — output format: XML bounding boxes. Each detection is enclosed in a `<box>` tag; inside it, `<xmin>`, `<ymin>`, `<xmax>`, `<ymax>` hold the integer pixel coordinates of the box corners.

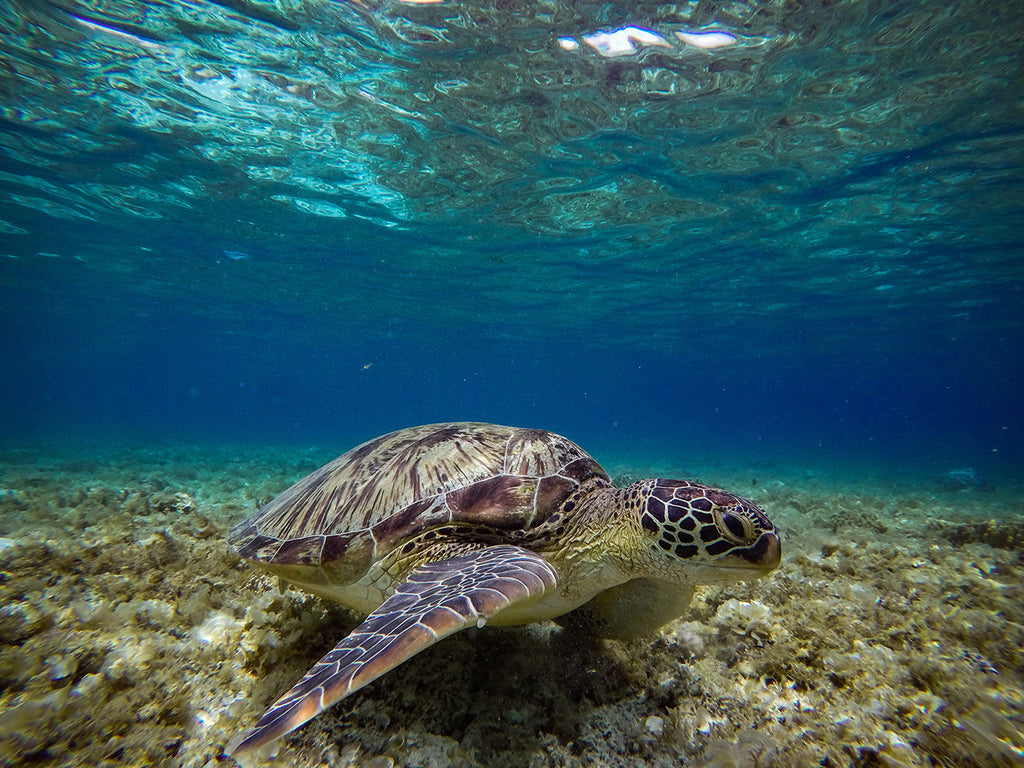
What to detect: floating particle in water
<box><xmin>224</xmin><ymin>250</ymin><xmax>250</xmax><ymax>260</ymax></box>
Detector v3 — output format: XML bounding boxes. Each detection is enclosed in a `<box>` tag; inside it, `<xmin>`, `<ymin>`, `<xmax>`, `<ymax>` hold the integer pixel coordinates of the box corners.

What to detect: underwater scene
<box><xmin>1</xmin><ymin>0</ymin><xmax>1023</xmax><ymax>766</ymax></box>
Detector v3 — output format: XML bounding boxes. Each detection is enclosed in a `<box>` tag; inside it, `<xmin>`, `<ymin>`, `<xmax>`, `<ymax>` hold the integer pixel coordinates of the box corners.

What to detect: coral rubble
<box><xmin>0</xmin><ymin>447</ymin><xmax>1021</xmax><ymax>767</ymax></box>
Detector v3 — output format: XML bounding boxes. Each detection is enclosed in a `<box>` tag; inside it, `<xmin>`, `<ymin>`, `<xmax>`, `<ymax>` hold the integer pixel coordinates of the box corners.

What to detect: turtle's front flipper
<box><xmin>229</xmin><ymin>545</ymin><xmax>557</xmax><ymax>756</ymax></box>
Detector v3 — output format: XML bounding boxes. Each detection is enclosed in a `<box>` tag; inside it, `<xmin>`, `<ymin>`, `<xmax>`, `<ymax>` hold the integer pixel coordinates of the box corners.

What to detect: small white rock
<box><xmin>645</xmin><ymin>715</ymin><xmax>664</xmax><ymax>736</ymax></box>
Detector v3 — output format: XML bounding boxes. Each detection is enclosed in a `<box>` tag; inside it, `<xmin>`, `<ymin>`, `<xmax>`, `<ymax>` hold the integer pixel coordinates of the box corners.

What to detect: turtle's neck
<box><xmin>550</xmin><ymin>480</ymin><xmax>640</xmax><ymax>593</ymax></box>
<box><xmin>559</xmin><ymin>480</ymin><xmax>634</xmax><ymax>555</ymax></box>
<box><xmin>570</xmin><ymin>478</ymin><xmax>622</xmax><ymax>524</ymax></box>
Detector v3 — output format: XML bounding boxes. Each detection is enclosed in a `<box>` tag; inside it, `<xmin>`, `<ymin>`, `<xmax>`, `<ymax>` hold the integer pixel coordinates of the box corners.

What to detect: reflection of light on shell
<box><xmin>583</xmin><ymin>27</ymin><xmax>670</xmax><ymax>57</ymax></box>
<box><xmin>675</xmin><ymin>30</ymin><xmax>737</xmax><ymax>49</ymax></box>
<box><xmin>557</xmin><ymin>37</ymin><xmax>579</xmax><ymax>51</ymax></box>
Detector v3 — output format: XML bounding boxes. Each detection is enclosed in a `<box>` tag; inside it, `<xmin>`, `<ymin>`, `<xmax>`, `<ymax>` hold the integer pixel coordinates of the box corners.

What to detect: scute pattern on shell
<box><xmin>229</xmin><ymin>423</ymin><xmax>608</xmax><ymax>570</ymax></box>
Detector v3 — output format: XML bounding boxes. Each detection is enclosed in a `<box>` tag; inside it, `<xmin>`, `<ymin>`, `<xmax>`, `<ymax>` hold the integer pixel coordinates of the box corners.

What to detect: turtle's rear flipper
<box><xmin>228</xmin><ymin>545</ymin><xmax>557</xmax><ymax>756</ymax></box>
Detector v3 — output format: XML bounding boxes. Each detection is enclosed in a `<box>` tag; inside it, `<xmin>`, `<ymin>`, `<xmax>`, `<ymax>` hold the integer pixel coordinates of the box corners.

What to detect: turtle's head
<box><xmin>629</xmin><ymin>479</ymin><xmax>781</xmax><ymax>581</ymax></box>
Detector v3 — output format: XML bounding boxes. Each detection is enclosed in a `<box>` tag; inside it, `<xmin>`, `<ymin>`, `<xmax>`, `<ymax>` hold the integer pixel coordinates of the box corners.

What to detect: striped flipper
<box><xmin>229</xmin><ymin>545</ymin><xmax>558</xmax><ymax>756</ymax></box>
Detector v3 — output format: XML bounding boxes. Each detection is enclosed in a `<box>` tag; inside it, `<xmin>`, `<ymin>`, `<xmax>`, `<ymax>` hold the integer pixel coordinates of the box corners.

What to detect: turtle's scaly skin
<box><xmin>227</xmin><ymin>423</ymin><xmax>781</xmax><ymax>755</ymax></box>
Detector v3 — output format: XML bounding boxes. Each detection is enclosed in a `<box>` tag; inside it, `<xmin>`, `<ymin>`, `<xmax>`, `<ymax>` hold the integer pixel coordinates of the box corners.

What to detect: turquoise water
<box><xmin>2</xmin><ymin>0</ymin><xmax>1022</xmax><ymax>482</ymax></box>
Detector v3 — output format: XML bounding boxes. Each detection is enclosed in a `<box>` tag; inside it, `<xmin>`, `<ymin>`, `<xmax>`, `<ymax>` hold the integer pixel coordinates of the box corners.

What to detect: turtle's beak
<box><xmin>757</xmin><ymin>531</ymin><xmax>782</xmax><ymax>572</ymax></box>
<box><xmin>725</xmin><ymin>530</ymin><xmax>781</xmax><ymax>574</ymax></box>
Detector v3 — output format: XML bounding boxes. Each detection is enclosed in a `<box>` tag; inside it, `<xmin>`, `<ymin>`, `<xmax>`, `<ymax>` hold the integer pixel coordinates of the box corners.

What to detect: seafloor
<box><xmin>0</xmin><ymin>444</ymin><xmax>1022</xmax><ymax>768</ymax></box>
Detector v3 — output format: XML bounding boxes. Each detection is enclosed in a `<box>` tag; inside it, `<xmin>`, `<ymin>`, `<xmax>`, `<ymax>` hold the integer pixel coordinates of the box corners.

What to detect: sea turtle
<box><xmin>227</xmin><ymin>422</ymin><xmax>781</xmax><ymax>755</ymax></box>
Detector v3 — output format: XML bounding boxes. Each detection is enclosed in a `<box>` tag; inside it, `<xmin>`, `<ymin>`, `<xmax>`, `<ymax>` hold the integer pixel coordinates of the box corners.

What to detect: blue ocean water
<box><xmin>4</xmin><ymin>5</ymin><xmax>1024</xmax><ymax>766</ymax></box>
<box><xmin>1</xmin><ymin>0</ymin><xmax>1022</xmax><ymax>484</ymax></box>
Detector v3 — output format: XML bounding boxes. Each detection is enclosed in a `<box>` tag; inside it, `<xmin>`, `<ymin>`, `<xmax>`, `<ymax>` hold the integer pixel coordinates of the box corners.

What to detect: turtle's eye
<box><xmin>716</xmin><ymin>509</ymin><xmax>753</xmax><ymax>544</ymax></box>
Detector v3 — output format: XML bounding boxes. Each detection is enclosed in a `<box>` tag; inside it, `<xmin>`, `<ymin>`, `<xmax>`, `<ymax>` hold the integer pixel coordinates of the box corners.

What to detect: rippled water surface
<box><xmin>1</xmin><ymin>0</ymin><xmax>1022</xmax><ymax>470</ymax></box>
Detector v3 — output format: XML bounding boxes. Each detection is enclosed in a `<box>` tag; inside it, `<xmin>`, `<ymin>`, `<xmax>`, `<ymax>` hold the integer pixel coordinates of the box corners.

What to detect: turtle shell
<box><xmin>229</xmin><ymin>422</ymin><xmax>608</xmax><ymax>586</ymax></box>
